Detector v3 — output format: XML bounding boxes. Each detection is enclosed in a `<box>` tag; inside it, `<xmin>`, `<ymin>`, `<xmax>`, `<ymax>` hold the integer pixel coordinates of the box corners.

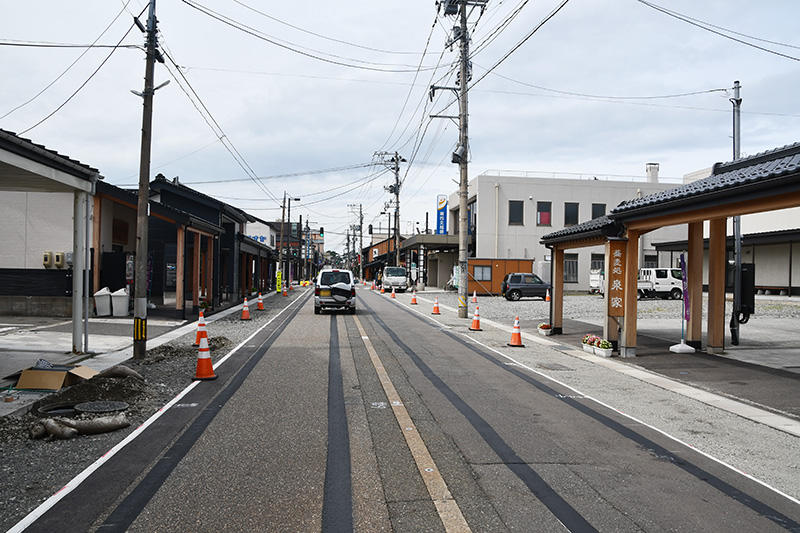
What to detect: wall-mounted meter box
<box><xmin>43</xmin><ymin>252</ymin><xmax>53</xmax><ymax>268</ymax></box>
<box><xmin>54</xmin><ymin>252</ymin><xmax>65</xmax><ymax>269</ymax></box>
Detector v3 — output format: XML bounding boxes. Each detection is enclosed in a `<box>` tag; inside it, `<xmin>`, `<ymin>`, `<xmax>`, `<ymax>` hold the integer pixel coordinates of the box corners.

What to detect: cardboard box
<box><xmin>15</xmin><ymin>365</ymin><xmax>99</xmax><ymax>391</ymax></box>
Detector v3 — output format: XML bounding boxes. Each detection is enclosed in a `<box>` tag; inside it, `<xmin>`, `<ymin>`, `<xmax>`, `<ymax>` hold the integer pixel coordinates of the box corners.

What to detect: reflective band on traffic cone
<box><xmin>472</xmin><ymin>290</ymin><xmax>478</xmax><ymax>303</ymax></box>
<box><xmin>432</xmin><ymin>296</ymin><xmax>441</xmax><ymax>315</ymax></box>
<box><xmin>380</xmin><ymin>285</ymin><xmax>385</xmax><ymax>294</ymax></box>
<box><xmin>241</xmin><ymin>298</ymin><xmax>252</xmax><ymax>320</ymax></box>
<box><xmin>371</xmin><ymin>281</ymin><xmax>376</xmax><ymax>290</ymax></box>
<box><xmin>289</xmin><ymin>283</ymin><xmax>294</xmax><ymax>291</ymax></box>
<box><xmin>192</xmin><ymin>335</ymin><xmax>217</xmax><ymax>381</ymax></box>
<box><xmin>391</xmin><ymin>287</ymin><xmax>396</xmax><ymax>299</ymax></box>
<box><xmin>546</xmin><ymin>288</ymin><xmax>551</xmax><ymax>302</ymax></box>
<box><xmin>257</xmin><ymin>292</ymin><xmax>264</xmax><ymax>310</ymax></box>
<box><xmin>507</xmin><ymin>316</ymin><xmax>524</xmax><ymax>347</ymax></box>
<box><xmin>410</xmin><ymin>290</ymin><xmax>418</xmax><ymax>305</ymax></box>
<box><xmin>282</xmin><ymin>283</ymin><xmax>288</xmax><ymax>297</ymax></box>
<box><xmin>192</xmin><ymin>310</ymin><xmax>207</xmax><ymax>347</ymax></box>
<box><xmin>469</xmin><ymin>306</ymin><xmax>482</xmax><ymax>331</ymax></box>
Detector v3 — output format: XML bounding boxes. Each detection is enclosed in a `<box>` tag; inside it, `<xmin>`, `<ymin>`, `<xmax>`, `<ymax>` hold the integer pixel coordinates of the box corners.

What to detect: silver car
<box><xmin>314</xmin><ymin>269</ymin><xmax>356</xmax><ymax>314</ymax></box>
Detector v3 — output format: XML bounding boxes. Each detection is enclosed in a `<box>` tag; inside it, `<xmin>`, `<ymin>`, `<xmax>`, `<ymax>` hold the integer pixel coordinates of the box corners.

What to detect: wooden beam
<box><xmin>687</xmin><ymin>222</ymin><xmax>703</xmax><ymax>349</ymax></box>
<box><xmin>92</xmin><ymin>195</ymin><xmax>102</xmax><ymax>294</ymax></box>
<box><xmin>625</xmin><ymin>190</ymin><xmax>800</xmax><ymax>232</ymax></box>
<box><xmin>551</xmin><ymin>247</ymin><xmax>564</xmax><ymax>334</ymax></box>
<box><xmin>176</xmin><ymin>226</ymin><xmax>185</xmax><ymax>314</ymax></box>
<box><xmin>193</xmin><ymin>232</ymin><xmax>201</xmax><ymax>310</ymax></box>
<box><xmin>707</xmin><ymin>218</ymin><xmax>727</xmax><ymax>353</ymax></box>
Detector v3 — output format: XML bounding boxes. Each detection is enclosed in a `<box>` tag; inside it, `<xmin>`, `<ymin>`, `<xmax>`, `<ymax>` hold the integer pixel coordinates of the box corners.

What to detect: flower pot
<box><xmin>595</xmin><ymin>347</ymin><xmax>613</xmax><ymax>357</ymax></box>
<box><xmin>583</xmin><ymin>344</ymin><xmax>594</xmax><ymax>353</ymax></box>
<box><xmin>538</xmin><ymin>328</ymin><xmax>552</xmax><ymax>336</ymax></box>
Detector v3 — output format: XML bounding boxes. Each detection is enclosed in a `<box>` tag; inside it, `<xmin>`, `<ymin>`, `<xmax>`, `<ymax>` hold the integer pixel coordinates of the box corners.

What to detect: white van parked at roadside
<box><xmin>639</xmin><ymin>267</ymin><xmax>683</xmax><ymax>299</ymax></box>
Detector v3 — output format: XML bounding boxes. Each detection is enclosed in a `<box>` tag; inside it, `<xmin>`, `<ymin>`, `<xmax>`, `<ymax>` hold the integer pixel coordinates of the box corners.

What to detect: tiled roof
<box><xmin>540</xmin><ymin>215</ymin><xmax>624</xmax><ymax>244</ymax></box>
<box><xmin>610</xmin><ymin>142</ymin><xmax>800</xmax><ymax>218</ymax></box>
<box><xmin>0</xmin><ymin>128</ymin><xmax>101</xmax><ymax>179</ymax></box>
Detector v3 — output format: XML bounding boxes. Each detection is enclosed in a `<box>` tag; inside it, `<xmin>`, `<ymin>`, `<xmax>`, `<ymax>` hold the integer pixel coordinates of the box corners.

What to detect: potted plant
<box><xmin>537</xmin><ymin>323</ymin><xmax>552</xmax><ymax>336</ymax></box>
<box><xmin>595</xmin><ymin>339</ymin><xmax>613</xmax><ymax>357</ymax></box>
<box><xmin>582</xmin><ymin>334</ymin><xmax>597</xmax><ymax>353</ymax></box>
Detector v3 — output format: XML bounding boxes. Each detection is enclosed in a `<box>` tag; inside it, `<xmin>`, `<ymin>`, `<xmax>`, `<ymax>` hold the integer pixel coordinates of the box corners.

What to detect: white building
<box><xmin>445</xmin><ymin>164</ymin><xmax>686</xmax><ymax>292</ymax></box>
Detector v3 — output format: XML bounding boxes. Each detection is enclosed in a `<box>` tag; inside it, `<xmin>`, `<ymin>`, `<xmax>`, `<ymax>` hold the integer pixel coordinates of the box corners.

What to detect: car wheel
<box><xmin>314</xmin><ymin>306</ymin><xmax>321</xmax><ymax>315</ymax></box>
<box><xmin>508</xmin><ymin>290</ymin><xmax>521</xmax><ymax>301</ymax></box>
<box><xmin>670</xmin><ymin>288</ymin><xmax>682</xmax><ymax>300</ymax></box>
<box><xmin>349</xmin><ymin>306</ymin><xmax>356</xmax><ymax>315</ymax></box>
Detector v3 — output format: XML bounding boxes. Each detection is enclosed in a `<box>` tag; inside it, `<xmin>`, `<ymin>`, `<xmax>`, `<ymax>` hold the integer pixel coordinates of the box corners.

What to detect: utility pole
<box><xmin>431</xmin><ymin>0</ymin><xmax>486</xmax><ymax>318</ymax></box>
<box><xmin>279</xmin><ymin>193</ymin><xmax>286</xmax><ymax>290</ymax></box>
<box><xmin>133</xmin><ymin>0</ymin><xmax>159</xmax><ymax>359</ymax></box>
<box><xmin>359</xmin><ymin>204</ymin><xmax>364</xmax><ymax>281</ymax></box>
<box><xmin>730</xmin><ymin>80</ymin><xmax>743</xmax><ymax>345</ymax></box>
<box><xmin>375</xmin><ymin>152</ymin><xmax>405</xmax><ymax>267</ymax></box>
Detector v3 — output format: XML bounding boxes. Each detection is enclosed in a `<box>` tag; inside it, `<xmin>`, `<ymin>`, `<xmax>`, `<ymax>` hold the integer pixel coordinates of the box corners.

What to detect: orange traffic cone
<box><xmin>282</xmin><ymin>283</ymin><xmax>288</xmax><ymax>297</ymax></box>
<box><xmin>380</xmin><ymin>285</ymin><xmax>385</xmax><ymax>294</ymax></box>
<box><xmin>410</xmin><ymin>290</ymin><xmax>418</xmax><ymax>305</ymax></box>
<box><xmin>391</xmin><ymin>287</ymin><xmax>396</xmax><ymax>299</ymax></box>
<box><xmin>546</xmin><ymin>289</ymin><xmax>551</xmax><ymax>302</ymax></box>
<box><xmin>257</xmin><ymin>292</ymin><xmax>264</xmax><ymax>310</ymax></box>
<box><xmin>193</xmin><ymin>310</ymin><xmax>208</xmax><ymax>347</ymax></box>
<box><xmin>472</xmin><ymin>290</ymin><xmax>478</xmax><ymax>303</ymax></box>
<box><xmin>192</xmin><ymin>335</ymin><xmax>217</xmax><ymax>380</ymax></box>
<box><xmin>241</xmin><ymin>298</ymin><xmax>252</xmax><ymax>320</ymax></box>
<box><xmin>432</xmin><ymin>296</ymin><xmax>441</xmax><ymax>315</ymax></box>
<box><xmin>371</xmin><ymin>281</ymin><xmax>376</xmax><ymax>290</ymax></box>
<box><xmin>289</xmin><ymin>282</ymin><xmax>294</xmax><ymax>291</ymax></box>
<box><xmin>469</xmin><ymin>306</ymin><xmax>482</xmax><ymax>331</ymax></box>
<box><xmin>507</xmin><ymin>316</ymin><xmax>524</xmax><ymax>347</ymax></box>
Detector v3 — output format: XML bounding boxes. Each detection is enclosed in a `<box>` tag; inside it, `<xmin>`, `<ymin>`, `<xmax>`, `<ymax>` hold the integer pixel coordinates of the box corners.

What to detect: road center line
<box><xmin>353</xmin><ymin>316</ymin><xmax>471</xmax><ymax>533</ymax></box>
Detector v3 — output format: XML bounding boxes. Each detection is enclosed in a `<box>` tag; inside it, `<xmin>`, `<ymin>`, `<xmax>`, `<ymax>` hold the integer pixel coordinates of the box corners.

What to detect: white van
<box><xmin>381</xmin><ymin>266</ymin><xmax>408</xmax><ymax>292</ymax></box>
<box><xmin>639</xmin><ymin>268</ymin><xmax>683</xmax><ymax>299</ymax></box>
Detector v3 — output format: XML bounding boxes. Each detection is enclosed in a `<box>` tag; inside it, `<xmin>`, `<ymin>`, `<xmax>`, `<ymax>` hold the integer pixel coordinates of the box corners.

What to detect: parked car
<box><xmin>315</xmin><ymin>268</ymin><xmax>356</xmax><ymax>314</ymax></box>
<box><xmin>639</xmin><ymin>267</ymin><xmax>683</xmax><ymax>299</ymax></box>
<box><xmin>501</xmin><ymin>273</ymin><xmax>551</xmax><ymax>301</ymax></box>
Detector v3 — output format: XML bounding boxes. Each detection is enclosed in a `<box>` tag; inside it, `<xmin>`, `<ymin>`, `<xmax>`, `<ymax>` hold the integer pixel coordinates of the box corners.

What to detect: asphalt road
<box><xmin>20</xmin><ymin>288</ymin><xmax>800</xmax><ymax>532</ymax></box>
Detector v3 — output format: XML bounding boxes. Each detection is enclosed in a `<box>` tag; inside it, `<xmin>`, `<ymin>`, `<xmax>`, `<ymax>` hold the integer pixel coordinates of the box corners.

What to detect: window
<box><xmin>508</xmin><ymin>200</ymin><xmax>524</xmax><ymax>225</ymax></box>
<box><xmin>590</xmin><ymin>253</ymin><xmax>605</xmax><ymax>271</ymax></box>
<box><xmin>591</xmin><ymin>203</ymin><xmax>606</xmax><ymax>219</ymax></box>
<box><xmin>643</xmin><ymin>255</ymin><xmax>658</xmax><ymax>268</ymax></box>
<box><xmin>474</xmin><ymin>265</ymin><xmax>491</xmax><ymax>281</ymax></box>
<box><xmin>564</xmin><ymin>202</ymin><xmax>579</xmax><ymax>226</ymax></box>
<box><xmin>564</xmin><ymin>253</ymin><xmax>579</xmax><ymax>283</ymax></box>
<box><xmin>536</xmin><ymin>201</ymin><xmax>551</xmax><ymax>226</ymax></box>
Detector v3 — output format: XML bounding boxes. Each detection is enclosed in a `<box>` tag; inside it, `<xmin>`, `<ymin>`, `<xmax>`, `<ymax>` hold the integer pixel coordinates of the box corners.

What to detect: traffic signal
<box><xmin>319</xmin><ymin>227</ymin><xmax>324</xmax><ymax>237</ymax></box>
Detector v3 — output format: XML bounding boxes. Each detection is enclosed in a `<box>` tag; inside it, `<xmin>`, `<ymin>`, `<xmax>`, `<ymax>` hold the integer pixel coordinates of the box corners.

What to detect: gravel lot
<box><xmin>1</xmin><ymin>289</ymin><xmax>798</xmax><ymax>531</ymax></box>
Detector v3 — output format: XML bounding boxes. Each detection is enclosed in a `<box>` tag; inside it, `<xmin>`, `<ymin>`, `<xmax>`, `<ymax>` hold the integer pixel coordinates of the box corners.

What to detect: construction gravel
<box><xmin>1</xmin><ymin>290</ymin><xmax>798</xmax><ymax>531</ymax></box>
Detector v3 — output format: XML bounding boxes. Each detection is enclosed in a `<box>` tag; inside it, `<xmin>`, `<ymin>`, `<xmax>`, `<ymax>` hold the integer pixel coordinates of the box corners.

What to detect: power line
<box><xmin>636</xmin><ymin>0</ymin><xmax>800</xmax><ymax>62</ymax></box>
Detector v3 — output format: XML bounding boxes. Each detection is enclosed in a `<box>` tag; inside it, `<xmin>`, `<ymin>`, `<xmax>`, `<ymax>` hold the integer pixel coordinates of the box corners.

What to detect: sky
<box><xmin>2</xmin><ymin>0</ymin><xmax>800</xmax><ymax>254</ymax></box>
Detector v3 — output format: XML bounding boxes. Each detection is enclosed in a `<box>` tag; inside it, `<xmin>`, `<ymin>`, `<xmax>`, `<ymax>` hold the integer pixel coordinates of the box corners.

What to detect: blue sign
<box><xmin>436</xmin><ymin>195</ymin><xmax>447</xmax><ymax>235</ymax></box>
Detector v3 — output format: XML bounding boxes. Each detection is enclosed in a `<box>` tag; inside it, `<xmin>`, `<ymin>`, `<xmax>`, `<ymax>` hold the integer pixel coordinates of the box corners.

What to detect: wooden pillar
<box><xmin>205</xmin><ymin>235</ymin><xmax>214</xmax><ymax>303</ymax></box>
<box><xmin>707</xmin><ymin>218</ymin><xmax>726</xmax><ymax>353</ymax></box>
<box><xmin>193</xmin><ymin>231</ymin><xmax>201</xmax><ymax>311</ymax></box>
<box><xmin>687</xmin><ymin>222</ymin><xmax>704</xmax><ymax>349</ymax></box>
<box><xmin>176</xmin><ymin>226</ymin><xmax>185</xmax><ymax>315</ymax></box>
<box><xmin>603</xmin><ymin>240</ymin><xmax>621</xmax><ymax>347</ymax></box>
<box><xmin>92</xmin><ymin>195</ymin><xmax>102</xmax><ymax>294</ymax></box>
<box><xmin>621</xmin><ymin>230</ymin><xmax>640</xmax><ymax>357</ymax></box>
<box><xmin>551</xmin><ymin>246</ymin><xmax>564</xmax><ymax>334</ymax></box>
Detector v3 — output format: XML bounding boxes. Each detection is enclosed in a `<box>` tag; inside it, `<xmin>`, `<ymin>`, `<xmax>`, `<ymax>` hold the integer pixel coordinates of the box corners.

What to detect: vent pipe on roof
<box><xmin>646</xmin><ymin>163</ymin><xmax>659</xmax><ymax>182</ymax></box>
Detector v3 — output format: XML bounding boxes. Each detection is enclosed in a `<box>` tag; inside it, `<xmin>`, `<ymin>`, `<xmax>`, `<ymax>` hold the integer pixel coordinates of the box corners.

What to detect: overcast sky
<box><xmin>2</xmin><ymin>0</ymin><xmax>799</xmax><ymax>253</ymax></box>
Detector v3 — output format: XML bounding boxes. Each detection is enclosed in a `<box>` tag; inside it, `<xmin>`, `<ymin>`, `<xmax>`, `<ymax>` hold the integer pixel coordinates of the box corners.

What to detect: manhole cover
<box><xmin>75</xmin><ymin>401</ymin><xmax>129</xmax><ymax>413</ymax></box>
<box><xmin>36</xmin><ymin>402</ymin><xmax>79</xmax><ymax>417</ymax></box>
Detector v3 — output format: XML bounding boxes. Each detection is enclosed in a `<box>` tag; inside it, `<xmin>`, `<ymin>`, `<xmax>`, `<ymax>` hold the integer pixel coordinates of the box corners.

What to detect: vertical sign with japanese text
<box><xmin>436</xmin><ymin>195</ymin><xmax>448</xmax><ymax>235</ymax></box>
<box><xmin>607</xmin><ymin>241</ymin><xmax>626</xmax><ymax>317</ymax></box>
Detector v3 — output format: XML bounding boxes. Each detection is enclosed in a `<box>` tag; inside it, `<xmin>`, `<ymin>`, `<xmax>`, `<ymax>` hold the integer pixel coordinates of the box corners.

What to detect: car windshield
<box><xmin>384</xmin><ymin>267</ymin><xmax>405</xmax><ymax>277</ymax></box>
<box><xmin>320</xmin><ymin>271</ymin><xmax>351</xmax><ymax>285</ymax></box>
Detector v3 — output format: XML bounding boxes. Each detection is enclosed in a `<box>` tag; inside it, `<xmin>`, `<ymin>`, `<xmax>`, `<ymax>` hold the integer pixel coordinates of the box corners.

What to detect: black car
<box><xmin>501</xmin><ymin>272</ymin><xmax>551</xmax><ymax>301</ymax></box>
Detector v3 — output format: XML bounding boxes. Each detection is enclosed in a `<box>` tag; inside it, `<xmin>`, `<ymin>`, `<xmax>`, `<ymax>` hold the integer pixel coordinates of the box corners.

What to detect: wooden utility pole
<box><xmin>133</xmin><ymin>0</ymin><xmax>158</xmax><ymax>359</ymax></box>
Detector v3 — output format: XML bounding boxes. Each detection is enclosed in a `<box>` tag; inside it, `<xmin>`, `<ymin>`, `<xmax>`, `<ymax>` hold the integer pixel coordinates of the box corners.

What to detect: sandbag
<box><xmin>58</xmin><ymin>412</ymin><xmax>130</xmax><ymax>435</ymax></box>
<box><xmin>95</xmin><ymin>365</ymin><xmax>144</xmax><ymax>381</ymax></box>
<box><xmin>43</xmin><ymin>419</ymin><xmax>78</xmax><ymax>440</ymax></box>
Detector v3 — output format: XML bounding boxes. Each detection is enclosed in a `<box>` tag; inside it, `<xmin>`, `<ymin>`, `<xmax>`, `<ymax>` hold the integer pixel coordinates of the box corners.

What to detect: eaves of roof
<box><xmin>539</xmin><ymin>216</ymin><xmax>625</xmax><ymax>245</ymax></box>
<box><xmin>610</xmin><ymin>142</ymin><xmax>800</xmax><ymax>222</ymax></box>
<box><xmin>0</xmin><ymin>128</ymin><xmax>102</xmax><ymax>181</ymax></box>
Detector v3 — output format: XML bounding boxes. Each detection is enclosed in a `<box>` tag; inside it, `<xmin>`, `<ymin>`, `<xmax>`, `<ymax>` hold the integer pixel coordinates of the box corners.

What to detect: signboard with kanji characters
<box><xmin>607</xmin><ymin>241</ymin><xmax>626</xmax><ymax>317</ymax></box>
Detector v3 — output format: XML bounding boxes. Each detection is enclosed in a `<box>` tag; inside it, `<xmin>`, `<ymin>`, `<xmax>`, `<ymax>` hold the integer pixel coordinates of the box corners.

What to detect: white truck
<box><xmin>638</xmin><ymin>267</ymin><xmax>683</xmax><ymax>299</ymax></box>
<box><xmin>381</xmin><ymin>266</ymin><xmax>408</xmax><ymax>292</ymax></box>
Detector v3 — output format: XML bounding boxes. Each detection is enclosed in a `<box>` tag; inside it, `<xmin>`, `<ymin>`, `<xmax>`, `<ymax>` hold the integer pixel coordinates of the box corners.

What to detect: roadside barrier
<box><xmin>432</xmin><ymin>296</ymin><xmax>441</xmax><ymax>315</ymax></box>
<box><xmin>192</xmin><ymin>335</ymin><xmax>217</xmax><ymax>381</ymax></box>
<box><xmin>469</xmin><ymin>306</ymin><xmax>482</xmax><ymax>331</ymax></box>
<box><xmin>241</xmin><ymin>298</ymin><xmax>252</xmax><ymax>320</ymax></box>
<box><xmin>192</xmin><ymin>310</ymin><xmax>207</xmax><ymax>347</ymax></box>
<box><xmin>507</xmin><ymin>316</ymin><xmax>524</xmax><ymax>347</ymax></box>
